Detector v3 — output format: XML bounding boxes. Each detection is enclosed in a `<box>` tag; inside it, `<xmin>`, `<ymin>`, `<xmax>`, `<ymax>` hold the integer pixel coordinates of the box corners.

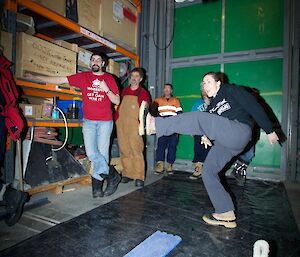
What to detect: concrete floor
<box><xmin>0</xmin><ymin>172</ymin><xmax>162</xmax><ymax>251</ymax></box>
<box><xmin>0</xmin><ymin>172</ymin><xmax>299</xmax><ymax>252</ymax></box>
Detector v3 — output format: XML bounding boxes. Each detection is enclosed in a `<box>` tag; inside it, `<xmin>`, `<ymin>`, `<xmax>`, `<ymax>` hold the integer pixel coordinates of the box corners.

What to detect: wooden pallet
<box><xmin>25</xmin><ymin>158</ymin><xmax>122</xmax><ymax>195</ymax></box>
<box><xmin>26</xmin><ymin>175</ymin><xmax>91</xmax><ymax>195</ymax></box>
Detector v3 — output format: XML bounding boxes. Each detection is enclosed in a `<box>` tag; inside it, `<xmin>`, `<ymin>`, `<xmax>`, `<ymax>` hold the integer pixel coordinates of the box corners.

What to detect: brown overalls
<box><xmin>116</xmin><ymin>89</ymin><xmax>145</xmax><ymax>181</ymax></box>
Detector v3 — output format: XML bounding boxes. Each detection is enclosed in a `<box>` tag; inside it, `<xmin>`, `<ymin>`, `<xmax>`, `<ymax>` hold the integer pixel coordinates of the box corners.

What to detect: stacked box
<box><xmin>107</xmin><ymin>59</ymin><xmax>120</xmax><ymax>77</ymax></box>
<box><xmin>16</xmin><ymin>32</ymin><xmax>77</xmax><ymax>80</ymax></box>
<box><xmin>16</xmin><ymin>13</ymin><xmax>35</xmax><ymax>35</ymax></box>
<box><xmin>77</xmin><ymin>0</ymin><xmax>101</xmax><ymax>33</ymax></box>
<box><xmin>0</xmin><ymin>31</ymin><xmax>12</xmax><ymax>61</ymax></box>
<box><xmin>34</xmin><ymin>0</ymin><xmax>66</xmax><ymax>16</ymax></box>
<box><xmin>22</xmin><ymin>96</ymin><xmax>53</xmax><ymax>118</ymax></box>
<box><xmin>19</xmin><ymin>104</ymin><xmax>43</xmax><ymax>118</ymax></box>
<box><xmin>77</xmin><ymin>47</ymin><xmax>93</xmax><ymax>69</ymax></box>
<box><xmin>99</xmin><ymin>0</ymin><xmax>138</xmax><ymax>52</ymax></box>
<box><xmin>53</xmin><ymin>40</ymin><xmax>78</xmax><ymax>53</ymax></box>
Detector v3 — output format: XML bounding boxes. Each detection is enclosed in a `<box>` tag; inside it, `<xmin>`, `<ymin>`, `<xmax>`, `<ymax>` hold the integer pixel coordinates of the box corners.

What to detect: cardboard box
<box><xmin>107</xmin><ymin>59</ymin><xmax>120</xmax><ymax>77</ymax></box>
<box><xmin>34</xmin><ymin>0</ymin><xmax>66</xmax><ymax>16</ymax></box>
<box><xmin>22</xmin><ymin>97</ymin><xmax>53</xmax><ymax>118</ymax></box>
<box><xmin>16</xmin><ymin>32</ymin><xmax>77</xmax><ymax>79</ymax></box>
<box><xmin>53</xmin><ymin>40</ymin><xmax>78</xmax><ymax>53</ymax></box>
<box><xmin>19</xmin><ymin>104</ymin><xmax>43</xmax><ymax>118</ymax></box>
<box><xmin>99</xmin><ymin>0</ymin><xmax>138</xmax><ymax>52</ymax></box>
<box><xmin>77</xmin><ymin>47</ymin><xmax>93</xmax><ymax>69</ymax></box>
<box><xmin>0</xmin><ymin>31</ymin><xmax>12</xmax><ymax>61</ymax></box>
<box><xmin>42</xmin><ymin>103</ymin><xmax>53</xmax><ymax>118</ymax></box>
<box><xmin>77</xmin><ymin>0</ymin><xmax>100</xmax><ymax>33</ymax></box>
<box><xmin>23</xmin><ymin>96</ymin><xmax>52</xmax><ymax>105</ymax></box>
<box><xmin>16</xmin><ymin>13</ymin><xmax>35</xmax><ymax>35</ymax></box>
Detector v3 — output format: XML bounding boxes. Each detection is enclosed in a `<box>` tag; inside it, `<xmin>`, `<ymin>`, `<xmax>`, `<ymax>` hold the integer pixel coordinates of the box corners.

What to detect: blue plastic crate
<box><xmin>56</xmin><ymin>100</ymin><xmax>83</xmax><ymax>119</ymax></box>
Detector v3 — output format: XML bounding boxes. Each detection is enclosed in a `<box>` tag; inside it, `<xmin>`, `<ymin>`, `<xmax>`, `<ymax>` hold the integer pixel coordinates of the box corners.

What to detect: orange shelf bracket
<box><xmin>26</xmin><ymin>120</ymin><xmax>82</xmax><ymax>128</ymax></box>
<box><xmin>4</xmin><ymin>0</ymin><xmax>17</xmax><ymax>12</ymax></box>
<box><xmin>16</xmin><ymin>79</ymin><xmax>82</xmax><ymax>98</ymax></box>
<box><xmin>35</xmin><ymin>33</ymin><xmax>53</xmax><ymax>42</ymax></box>
<box><xmin>131</xmin><ymin>0</ymin><xmax>142</xmax><ymax>13</ymax></box>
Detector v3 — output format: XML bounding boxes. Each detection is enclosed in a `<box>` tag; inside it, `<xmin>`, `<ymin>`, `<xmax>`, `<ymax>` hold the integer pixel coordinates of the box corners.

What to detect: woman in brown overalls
<box><xmin>116</xmin><ymin>68</ymin><xmax>150</xmax><ymax>187</ymax></box>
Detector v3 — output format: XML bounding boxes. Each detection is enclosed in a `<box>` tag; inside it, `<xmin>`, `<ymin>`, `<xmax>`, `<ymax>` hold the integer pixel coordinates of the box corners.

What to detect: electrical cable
<box><xmin>152</xmin><ymin>0</ymin><xmax>175</xmax><ymax>50</ymax></box>
<box><xmin>51</xmin><ymin>107</ymin><xmax>68</xmax><ymax>152</ymax></box>
<box><xmin>45</xmin><ymin>156</ymin><xmax>53</xmax><ymax>162</ymax></box>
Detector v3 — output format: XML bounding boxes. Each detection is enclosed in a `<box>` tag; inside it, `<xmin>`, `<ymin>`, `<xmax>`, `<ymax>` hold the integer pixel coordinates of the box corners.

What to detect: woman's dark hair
<box><xmin>203</xmin><ymin>71</ymin><xmax>229</xmax><ymax>85</ymax></box>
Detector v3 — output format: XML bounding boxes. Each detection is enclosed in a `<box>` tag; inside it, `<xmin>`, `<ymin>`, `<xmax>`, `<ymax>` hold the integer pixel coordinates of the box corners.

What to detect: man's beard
<box><xmin>92</xmin><ymin>65</ymin><xmax>100</xmax><ymax>72</ymax></box>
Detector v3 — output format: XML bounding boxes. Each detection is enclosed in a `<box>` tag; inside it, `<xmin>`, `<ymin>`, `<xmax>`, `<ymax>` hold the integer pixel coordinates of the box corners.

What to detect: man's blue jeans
<box><xmin>238</xmin><ymin>145</ymin><xmax>255</xmax><ymax>164</ymax></box>
<box><xmin>82</xmin><ymin>119</ymin><xmax>113</xmax><ymax>181</ymax></box>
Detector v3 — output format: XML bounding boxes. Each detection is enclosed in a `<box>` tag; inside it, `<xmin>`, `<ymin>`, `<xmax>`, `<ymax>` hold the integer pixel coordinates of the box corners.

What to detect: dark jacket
<box><xmin>207</xmin><ymin>84</ymin><xmax>273</xmax><ymax>134</ymax></box>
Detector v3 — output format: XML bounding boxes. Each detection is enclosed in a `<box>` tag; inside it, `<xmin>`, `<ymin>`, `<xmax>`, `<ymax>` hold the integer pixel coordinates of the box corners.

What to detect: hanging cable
<box><xmin>51</xmin><ymin>107</ymin><xmax>68</xmax><ymax>152</ymax></box>
<box><xmin>152</xmin><ymin>0</ymin><xmax>175</xmax><ymax>50</ymax></box>
<box><xmin>45</xmin><ymin>106</ymin><xmax>69</xmax><ymax>163</ymax></box>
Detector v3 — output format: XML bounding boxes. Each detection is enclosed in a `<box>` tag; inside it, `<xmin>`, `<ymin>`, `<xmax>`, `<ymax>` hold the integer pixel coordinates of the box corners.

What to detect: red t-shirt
<box><xmin>67</xmin><ymin>72</ymin><xmax>119</xmax><ymax>121</ymax></box>
<box><xmin>115</xmin><ymin>85</ymin><xmax>151</xmax><ymax>120</ymax></box>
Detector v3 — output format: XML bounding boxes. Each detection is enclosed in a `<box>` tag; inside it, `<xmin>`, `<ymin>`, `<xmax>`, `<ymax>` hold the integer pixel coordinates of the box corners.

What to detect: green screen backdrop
<box><xmin>173</xmin><ymin>1</ymin><xmax>222</xmax><ymax>58</ymax></box>
<box><xmin>225</xmin><ymin>0</ymin><xmax>284</xmax><ymax>52</ymax></box>
<box><xmin>172</xmin><ymin>65</ymin><xmax>220</xmax><ymax>160</ymax></box>
<box><xmin>171</xmin><ymin>0</ymin><xmax>284</xmax><ymax>168</ymax></box>
<box><xmin>224</xmin><ymin>59</ymin><xmax>282</xmax><ymax>167</ymax></box>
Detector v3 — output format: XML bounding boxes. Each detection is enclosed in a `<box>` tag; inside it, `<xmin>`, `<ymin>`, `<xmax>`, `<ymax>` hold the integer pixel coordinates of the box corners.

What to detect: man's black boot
<box><xmin>3</xmin><ymin>186</ymin><xmax>28</xmax><ymax>226</ymax></box>
<box><xmin>104</xmin><ymin>165</ymin><xmax>121</xmax><ymax>196</ymax></box>
<box><xmin>92</xmin><ymin>177</ymin><xmax>104</xmax><ymax>198</ymax></box>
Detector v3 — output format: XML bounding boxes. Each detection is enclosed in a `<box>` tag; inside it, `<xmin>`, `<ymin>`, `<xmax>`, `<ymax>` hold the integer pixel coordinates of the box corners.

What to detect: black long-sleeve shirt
<box><xmin>207</xmin><ymin>84</ymin><xmax>273</xmax><ymax>134</ymax></box>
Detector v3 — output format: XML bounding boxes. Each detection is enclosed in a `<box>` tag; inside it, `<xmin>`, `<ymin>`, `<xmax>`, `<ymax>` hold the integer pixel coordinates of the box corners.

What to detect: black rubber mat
<box><xmin>1</xmin><ymin>172</ymin><xmax>300</xmax><ymax>257</ymax></box>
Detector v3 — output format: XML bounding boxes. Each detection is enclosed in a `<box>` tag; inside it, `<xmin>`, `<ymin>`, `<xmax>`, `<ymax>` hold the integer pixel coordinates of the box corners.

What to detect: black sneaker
<box><xmin>4</xmin><ymin>186</ymin><xmax>29</xmax><ymax>226</ymax></box>
<box><xmin>135</xmin><ymin>179</ymin><xmax>144</xmax><ymax>187</ymax></box>
<box><xmin>231</xmin><ymin>162</ymin><xmax>247</xmax><ymax>185</ymax></box>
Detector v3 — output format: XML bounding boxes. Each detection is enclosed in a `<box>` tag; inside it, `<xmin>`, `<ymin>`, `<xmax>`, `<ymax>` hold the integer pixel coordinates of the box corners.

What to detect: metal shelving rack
<box><xmin>5</xmin><ymin>0</ymin><xmax>140</xmax><ymax>107</ymax></box>
<box><xmin>6</xmin><ymin>0</ymin><xmax>140</xmax><ymax>62</ymax></box>
<box><xmin>3</xmin><ymin>0</ymin><xmax>141</xmax><ymax>193</ymax></box>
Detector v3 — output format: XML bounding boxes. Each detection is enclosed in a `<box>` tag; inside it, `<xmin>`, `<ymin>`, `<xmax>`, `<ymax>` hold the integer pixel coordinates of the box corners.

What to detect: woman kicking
<box><xmin>146</xmin><ymin>71</ymin><xmax>279</xmax><ymax>228</ymax></box>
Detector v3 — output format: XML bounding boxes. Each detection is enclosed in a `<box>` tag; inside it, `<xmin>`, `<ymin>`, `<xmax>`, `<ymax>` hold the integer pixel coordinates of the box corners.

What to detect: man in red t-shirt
<box><xmin>116</xmin><ymin>68</ymin><xmax>150</xmax><ymax>187</ymax></box>
<box><xmin>25</xmin><ymin>52</ymin><xmax>121</xmax><ymax>198</ymax></box>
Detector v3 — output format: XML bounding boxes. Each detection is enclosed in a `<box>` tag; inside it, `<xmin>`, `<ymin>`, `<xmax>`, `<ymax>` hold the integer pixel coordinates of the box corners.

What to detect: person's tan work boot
<box><xmin>155</xmin><ymin>161</ymin><xmax>164</xmax><ymax>175</ymax></box>
<box><xmin>166</xmin><ymin>163</ymin><xmax>174</xmax><ymax>175</ymax></box>
<box><xmin>202</xmin><ymin>211</ymin><xmax>237</xmax><ymax>229</ymax></box>
<box><xmin>189</xmin><ymin>162</ymin><xmax>203</xmax><ymax>180</ymax></box>
<box><xmin>213</xmin><ymin>210</ymin><xmax>236</xmax><ymax>221</ymax></box>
